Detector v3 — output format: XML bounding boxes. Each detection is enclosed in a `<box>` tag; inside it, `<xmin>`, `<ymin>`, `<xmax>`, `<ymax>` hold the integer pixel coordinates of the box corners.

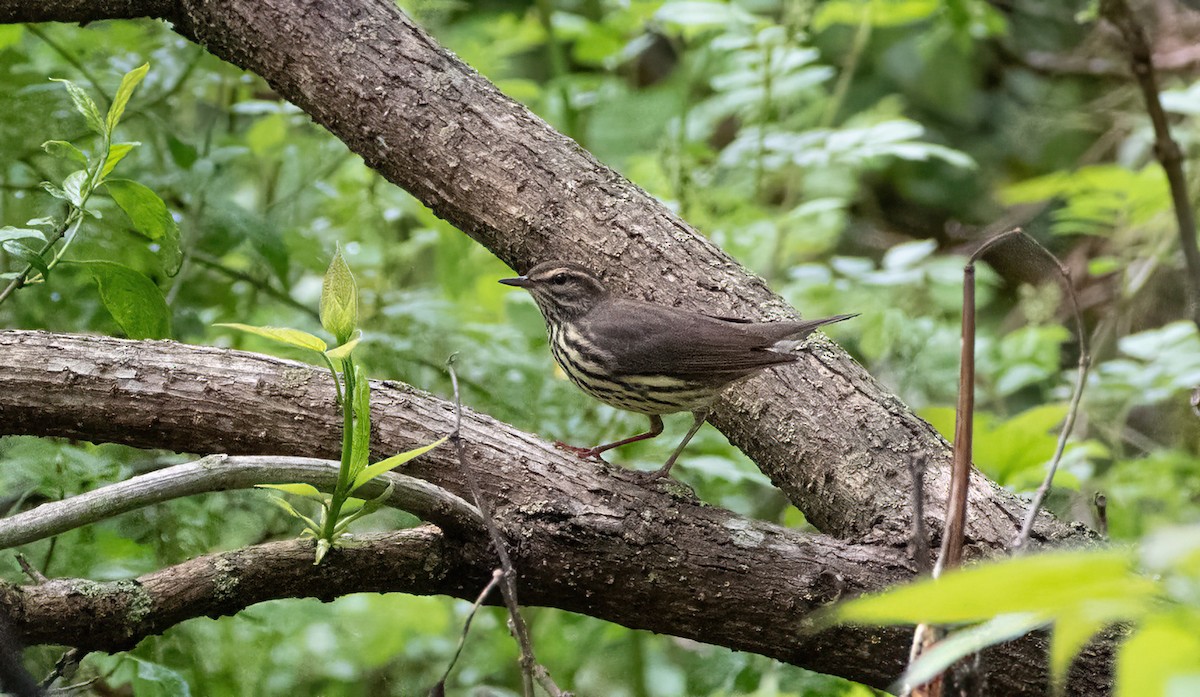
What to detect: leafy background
<box><xmin>1</xmin><ymin>0</ymin><xmax>1199</xmax><ymax>694</ymax></box>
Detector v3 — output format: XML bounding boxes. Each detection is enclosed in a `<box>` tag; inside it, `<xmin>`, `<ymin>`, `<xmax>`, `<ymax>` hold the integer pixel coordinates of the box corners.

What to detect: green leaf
<box><xmin>0</xmin><ymin>227</ymin><xmax>46</xmax><ymax>244</ymax></box>
<box><xmin>3</xmin><ymin>241</ymin><xmax>50</xmax><ymax>279</ymax></box>
<box><xmin>257</xmin><ymin>483</ymin><xmax>327</xmax><ymax>502</ymax></box>
<box><xmin>1117</xmin><ymin>612</ymin><xmax>1200</xmax><ymax>697</ymax></box>
<box><xmin>42</xmin><ymin>139</ymin><xmax>88</xmax><ymax>164</ymax></box>
<box><xmin>102</xmin><ymin>142</ymin><xmax>139</xmax><ymax>178</ymax></box>
<box><xmin>51</xmin><ymin>78</ymin><xmax>104</xmax><ymax>134</ymax></box>
<box><xmin>106</xmin><ymin>62</ymin><xmax>150</xmax><ymax>133</ymax></box>
<box><xmin>896</xmin><ymin>613</ymin><xmax>1049</xmax><ymax>693</ymax></box>
<box><xmin>214</xmin><ymin>323</ymin><xmax>328</xmax><ymax>353</ymax></box>
<box><xmin>127</xmin><ymin>655</ymin><xmax>192</xmax><ymax>697</ymax></box>
<box><xmin>74</xmin><ymin>260</ymin><xmax>171</xmax><ymax>339</ymax></box>
<box><xmin>1050</xmin><ymin>611</ymin><xmax>1109</xmax><ymax>689</ymax></box>
<box><xmin>351</xmin><ymin>436</ymin><xmax>447</xmax><ymax>492</ymax></box>
<box><xmin>267</xmin><ymin>495</ymin><xmax>322</xmax><ymax>534</ymax></box>
<box><xmin>320</xmin><ymin>247</ymin><xmax>358</xmax><ymax>344</ymax></box>
<box><xmin>333</xmin><ymin>483</ymin><xmax>395</xmax><ymax>535</ymax></box>
<box><xmin>62</xmin><ymin>169</ymin><xmax>89</xmax><ymax>207</ymax></box>
<box><xmin>349</xmin><ymin>364</ymin><xmax>372</xmax><ymax>482</ymax></box>
<box><xmin>105</xmin><ymin>179</ymin><xmax>175</xmax><ymax>241</ymax></box>
<box><xmin>324</xmin><ymin>333</ymin><xmax>362</xmax><ymax>360</ymax></box>
<box><xmin>832</xmin><ymin>549</ymin><xmax>1157</xmax><ymax>626</ymax></box>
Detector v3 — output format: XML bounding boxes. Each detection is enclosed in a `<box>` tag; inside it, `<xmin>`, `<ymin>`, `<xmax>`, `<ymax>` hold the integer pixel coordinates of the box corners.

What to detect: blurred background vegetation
<box><xmin>1</xmin><ymin>0</ymin><xmax>1198</xmax><ymax>694</ymax></box>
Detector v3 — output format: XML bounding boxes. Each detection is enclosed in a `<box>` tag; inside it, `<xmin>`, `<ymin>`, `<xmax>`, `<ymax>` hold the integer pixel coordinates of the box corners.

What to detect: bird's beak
<box><xmin>499</xmin><ymin>275</ymin><xmax>531</xmax><ymax>288</ymax></box>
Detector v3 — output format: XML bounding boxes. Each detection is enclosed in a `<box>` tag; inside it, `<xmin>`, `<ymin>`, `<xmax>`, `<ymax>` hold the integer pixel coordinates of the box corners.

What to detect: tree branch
<box><xmin>1101</xmin><ymin>0</ymin><xmax>1200</xmax><ymax>331</ymax></box>
<box><xmin>0</xmin><ymin>331</ymin><xmax>1111</xmax><ymax>694</ymax></box>
<box><xmin>0</xmin><ymin>455</ymin><xmax>483</xmax><ymax>550</ymax></box>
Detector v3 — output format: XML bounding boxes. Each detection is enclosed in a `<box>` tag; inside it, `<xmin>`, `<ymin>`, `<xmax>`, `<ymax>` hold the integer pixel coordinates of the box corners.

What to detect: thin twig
<box><xmin>1100</xmin><ymin>0</ymin><xmax>1200</xmax><ymax>332</ymax></box>
<box><xmin>903</xmin><ymin>452</ymin><xmax>937</xmax><ymax>697</ymax></box>
<box><xmin>1013</xmin><ymin>235</ymin><xmax>1092</xmax><ymax>550</ymax></box>
<box><xmin>0</xmin><ymin>455</ymin><xmax>482</xmax><ymax>550</ymax></box>
<box><xmin>41</xmin><ymin>649</ymin><xmax>85</xmax><ymax>691</ymax></box>
<box><xmin>191</xmin><ymin>251</ymin><xmax>320</xmax><ymax>321</ymax></box>
<box><xmin>934</xmin><ymin>258</ymin><xmax>976</xmax><ymax>580</ymax></box>
<box><xmin>24</xmin><ymin>24</ymin><xmax>106</xmax><ymax>102</ymax></box>
<box><xmin>432</xmin><ymin>568</ymin><xmax>504</xmax><ymax>694</ymax></box>
<box><xmin>446</xmin><ymin>356</ymin><xmax>568</xmax><ymax>697</ymax></box>
<box><xmin>15</xmin><ymin>554</ymin><xmax>47</xmax><ymax>584</ymax></box>
<box><xmin>908</xmin><ymin>452</ymin><xmax>932</xmax><ymax>576</ymax></box>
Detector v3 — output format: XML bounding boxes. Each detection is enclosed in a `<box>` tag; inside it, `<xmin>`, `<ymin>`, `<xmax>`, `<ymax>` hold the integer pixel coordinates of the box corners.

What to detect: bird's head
<box><xmin>500</xmin><ymin>261</ymin><xmax>609</xmax><ymax>323</ymax></box>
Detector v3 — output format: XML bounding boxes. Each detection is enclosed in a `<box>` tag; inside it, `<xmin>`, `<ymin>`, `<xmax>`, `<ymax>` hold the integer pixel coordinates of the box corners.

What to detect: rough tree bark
<box><xmin>0</xmin><ymin>331</ymin><xmax>1112</xmax><ymax>694</ymax></box>
<box><xmin>0</xmin><ymin>0</ymin><xmax>1110</xmax><ymax>693</ymax></box>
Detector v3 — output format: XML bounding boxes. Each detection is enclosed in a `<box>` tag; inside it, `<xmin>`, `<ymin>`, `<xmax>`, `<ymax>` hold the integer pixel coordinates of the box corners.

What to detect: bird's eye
<box><xmin>550</xmin><ymin>273</ymin><xmax>569</xmax><ymax>285</ymax></box>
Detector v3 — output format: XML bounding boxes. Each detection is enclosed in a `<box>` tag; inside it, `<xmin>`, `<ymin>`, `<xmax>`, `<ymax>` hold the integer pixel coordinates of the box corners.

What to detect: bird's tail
<box><xmin>783</xmin><ymin>313</ymin><xmax>858</xmax><ymax>340</ymax></box>
<box><xmin>756</xmin><ymin>313</ymin><xmax>858</xmax><ymax>352</ymax></box>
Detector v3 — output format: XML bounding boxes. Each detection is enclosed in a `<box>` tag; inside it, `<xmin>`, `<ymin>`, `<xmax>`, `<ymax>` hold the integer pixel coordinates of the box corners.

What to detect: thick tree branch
<box><xmin>0</xmin><ymin>0</ymin><xmax>1077</xmax><ymax>552</ymax></box>
<box><xmin>0</xmin><ymin>332</ymin><xmax>1113</xmax><ymax>694</ymax></box>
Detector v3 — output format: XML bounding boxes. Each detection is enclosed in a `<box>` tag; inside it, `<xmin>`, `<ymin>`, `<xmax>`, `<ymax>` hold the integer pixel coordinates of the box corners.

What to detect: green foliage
<box><xmin>222</xmin><ymin>252</ymin><xmax>444</xmax><ymax>563</ymax></box>
<box><xmin>73</xmin><ymin>259</ymin><xmax>171</xmax><ymax>339</ymax></box>
<box><xmin>830</xmin><ymin>546</ymin><xmax>1176</xmax><ymax>692</ymax></box>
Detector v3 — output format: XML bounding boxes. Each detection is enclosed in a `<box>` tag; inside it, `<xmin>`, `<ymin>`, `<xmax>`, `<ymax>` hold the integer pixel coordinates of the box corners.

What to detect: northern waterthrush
<box><xmin>501</xmin><ymin>261</ymin><xmax>856</xmax><ymax>480</ymax></box>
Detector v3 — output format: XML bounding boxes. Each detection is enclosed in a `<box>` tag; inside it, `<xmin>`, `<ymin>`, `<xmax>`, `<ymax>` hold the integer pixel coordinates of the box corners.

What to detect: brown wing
<box><xmin>578</xmin><ymin>300</ymin><xmax>801</xmax><ymax>378</ymax></box>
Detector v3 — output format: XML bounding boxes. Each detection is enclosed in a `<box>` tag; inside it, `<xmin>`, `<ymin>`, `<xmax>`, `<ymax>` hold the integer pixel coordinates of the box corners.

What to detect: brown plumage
<box><xmin>501</xmin><ymin>261</ymin><xmax>856</xmax><ymax>480</ymax></box>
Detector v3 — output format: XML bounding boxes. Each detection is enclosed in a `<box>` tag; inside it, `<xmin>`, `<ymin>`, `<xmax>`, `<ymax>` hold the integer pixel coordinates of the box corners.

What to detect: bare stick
<box><xmin>913</xmin><ymin>229</ymin><xmax>1024</xmax><ymax>696</ymax></box>
<box><xmin>935</xmin><ymin>260</ymin><xmax>976</xmax><ymax>579</ymax></box>
<box><xmin>1101</xmin><ymin>0</ymin><xmax>1200</xmax><ymax>331</ymax></box>
<box><xmin>15</xmin><ymin>554</ymin><xmax>46</xmax><ymax>585</ymax></box>
<box><xmin>433</xmin><ymin>568</ymin><xmax>504</xmax><ymax>694</ymax></box>
<box><xmin>446</xmin><ymin>357</ymin><xmax>568</xmax><ymax>697</ymax></box>
<box><xmin>0</xmin><ymin>455</ymin><xmax>482</xmax><ymax>549</ymax></box>
<box><xmin>1013</xmin><ymin>236</ymin><xmax>1092</xmax><ymax>550</ymax></box>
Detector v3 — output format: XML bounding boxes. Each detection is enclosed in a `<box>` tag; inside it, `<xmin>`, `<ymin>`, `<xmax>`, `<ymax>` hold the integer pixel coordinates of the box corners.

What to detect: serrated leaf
<box><xmin>257</xmin><ymin>483</ymin><xmax>327</xmax><ymax>501</ymax></box>
<box><xmin>102</xmin><ymin>142</ymin><xmax>139</xmax><ymax>178</ymax></box>
<box><xmin>324</xmin><ymin>333</ymin><xmax>362</xmax><ymax>360</ymax></box>
<box><xmin>214</xmin><ymin>323</ymin><xmax>328</xmax><ymax>353</ymax></box>
<box><xmin>351</xmin><ymin>436</ymin><xmax>447</xmax><ymax>492</ymax></box>
<box><xmin>73</xmin><ymin>260</ymin><xmax>171</xmax><ymax>339</ymax></box>
<box><xmin>42</xmin><ymin>139</ymin><xmax>88</xmax><ymax>164</ymax></box>
<box><xmin>62</xmin><ymin>169</ymin><xmax>89</xmax><ymax>207</ymax></box>
<box><xmin>51</xmin><ymin>78</ymin><xmax>104</xmax><ymax>134</ymax></box>
<box><xmin>105</xmin><ymin>179</ymin><xmax>174</xmax><ymax>241</ymax></box>
<box><xmin>0</xmin><ymin>227</ymin><xmax>46</xmax><ymax>244</ymax></box>
<box><xmin>320</xmin><ymin>247</ymin><xmax>358</xmax><ymax>344</ymax></box>
<box><xmin>106</xmin><ymin>62</ymin><xmax>149</xmax><ymax>133</ymax></box>
<box><xmin>3</xmin><ymin>240</ymin><xmax>50</xmax><ymax>279</ymax></box>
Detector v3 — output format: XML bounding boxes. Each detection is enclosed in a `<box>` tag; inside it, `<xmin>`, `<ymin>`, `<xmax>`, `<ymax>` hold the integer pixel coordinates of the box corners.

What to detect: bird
<box><xmin>500</xmin><ymin>260</ymin><xmax>856</xmax><ymax>480</ymax></box>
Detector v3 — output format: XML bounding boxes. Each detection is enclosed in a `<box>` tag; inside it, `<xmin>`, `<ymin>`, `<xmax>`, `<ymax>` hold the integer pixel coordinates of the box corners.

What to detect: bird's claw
<box><xmin>553</xmin><ymin>441</ymin><xmax>606</xmax><ymax>462</ymax></box>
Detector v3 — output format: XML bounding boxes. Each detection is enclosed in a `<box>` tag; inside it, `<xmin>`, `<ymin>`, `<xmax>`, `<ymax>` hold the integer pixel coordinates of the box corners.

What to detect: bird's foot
<box><xmin>553</xmin><ymin>441</ymin><xmax>606</xmax><ymax>462</ymax></box>
<box><xmin>628</xmin><ymin>467</ymin><xmax>672</xmax><ymax>484</ymax></box>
